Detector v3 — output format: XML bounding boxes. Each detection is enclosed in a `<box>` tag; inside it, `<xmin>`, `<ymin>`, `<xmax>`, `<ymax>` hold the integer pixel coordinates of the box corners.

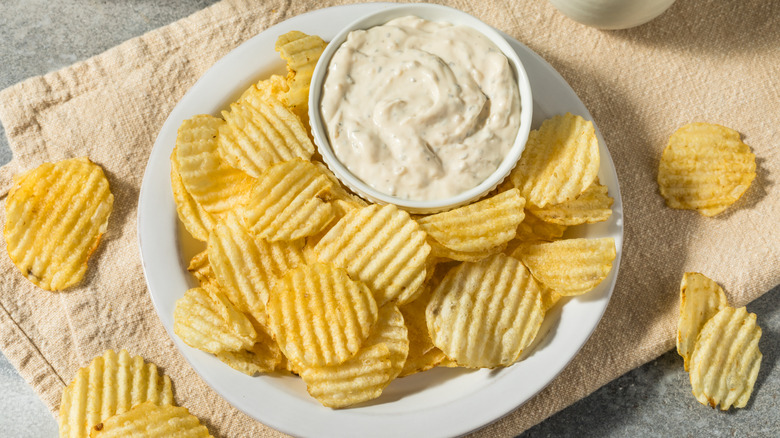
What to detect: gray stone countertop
<box><xmin>0</xmin><ymin>1</ymin><xmax>778</xmax><ymax>437</ymax></box>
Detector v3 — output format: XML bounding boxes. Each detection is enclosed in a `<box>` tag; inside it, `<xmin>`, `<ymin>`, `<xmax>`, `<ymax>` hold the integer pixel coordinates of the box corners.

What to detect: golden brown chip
<box><xmin>677</xmin><ymin>272</ymin><xmax>729</xmax><ymax>372</ymax></box>
<box><xmin>399</xmin><ymin>276</ymin><xmax>447</xmax><ymax>377</ymax></box>
<box><xmin>299</xmin><ymin>305</ymin><xmax>407</xmax><ymax>408</ymax></box>
<box><xmin>4</xmin><ymin>157</ymin><xmax>113</xmax><ymax>291</ymax></box>
<box><xmin>509</xmin><ymin>113</ymin><xmax>600</xmax><ymax>208</ymax></box>
<box><xmin>90</xmin><ymin>401</ymin><xmax>212</xmax><ymax>438</ymax></box>
<box><xmin>512</xmin><ymin>238</ymin><xmax>616</xmax><ymax>296</ymax></box>
<box><xmin>417</xmin><ymin>189</ymin><xmax>525</xmax><ymax>253</ymax></box>
<box><xmin>174</xmin><ymin>287</ymin><xmax>257</xmax><ymax>354</ymax></box>
<box><xmin>689</xmin><ymin>306</ymin><xmax>762</xmax><ymax>410</ymax></box>
<box><xmin>217</xmin><ymin>335</ymin><xmax>283</xmax><ymax>376</ymax></box>
<box><xmin>241</xmin><ymin>159</ymin><xmax>335</xmax><ymax>241</ymax></box>
<box><xmin>187</xmin><ymin>250</ymin><xmax>213</xmax><ymax>286</ymax></box>
<box><xmin>658</xmin><ymin>123</ymin><xmax>756</xmax><ymax>216</ymax></box>
<box><xmin>59</xmin><ymin>350</ymin><xmax>173</xmax><ymax>438</ymax></box>
<box><xmin>175</xmin><ymin>115</ymin><xmax>253</xmax><ymax>215</ymax></box>
<box><xmin>527</xmin><ymin>179</ymin><xmax>613</xmax><ymax>226</ymax></box>
<box><xmin>267</xmin><ymin>263</ymin><xmax>379</xmax><ymax>368</ymax></box>
<box><xmin>428</xmin><ymin>239</ymin><xmax>507</xmax><ymax>263</ymax></box>
<box><xmin>207</xmin><ymin>213</ymin><xmax>305</xmax><ymax>327</ymax></box>
<box><xmin>275</xmin><ymin>31</ymin><xmax>328</xmax><ymax>127</ymax></box>
<box><xmin>238</xmin><ymin>74</ymin><xmax>289</xmax><ymax>103</ymax></box>
<box><xmin>170</xmin><ymin>147</ymin><xmax>215</xmax><ymax>241</ymax></box>
<box><xmin>218</xmin><ymin>93</ymin><xmax>315</xmax><ymax>178</ymax></box>
<box><xmin>516</xmin><ymin>210</ymin><xmax>568</xmax><ymax>241</ymax></box>
<box><xmin>426</xmin><ymin>253</ymin><xmax>544</xmax><ymax>368</ymax></box>
<box><xmin>315</xmin><ymin>204</ymin><xmax>430</xmax><ymax>306</ymax></box>
<box><xmin>541</xmin><ymin>289</ymin><xmax>563</xmax><ymax>314</ymax></box>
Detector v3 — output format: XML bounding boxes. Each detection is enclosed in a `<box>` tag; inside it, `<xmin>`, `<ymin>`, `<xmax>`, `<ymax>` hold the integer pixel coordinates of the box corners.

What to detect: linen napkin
<box><xmin>0</xmin><ymin>0</ymin><xmax>778</xmax><ymax>436</ymax></box>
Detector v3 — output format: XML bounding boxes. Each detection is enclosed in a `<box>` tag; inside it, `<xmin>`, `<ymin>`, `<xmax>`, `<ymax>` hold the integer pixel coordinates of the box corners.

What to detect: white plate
<box><xmin>138</xmin><ymin>4</ymin><xmax>624</xmax><ymax>437</ymax></box>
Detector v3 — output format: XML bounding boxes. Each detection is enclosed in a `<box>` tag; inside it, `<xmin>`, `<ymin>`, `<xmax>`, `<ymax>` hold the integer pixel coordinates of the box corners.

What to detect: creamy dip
<box><xmin>321</xmin><ymin>16</ymin><xmax>521</xmax><ymax>201</ymax></box>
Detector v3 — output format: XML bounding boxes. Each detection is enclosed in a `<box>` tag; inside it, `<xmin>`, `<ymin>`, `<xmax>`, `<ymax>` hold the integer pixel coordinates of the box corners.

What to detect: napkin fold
<box><xmin>0</xmin><ymin>0</ymin><xmax>778</xmax><ymax>436</ymax></box>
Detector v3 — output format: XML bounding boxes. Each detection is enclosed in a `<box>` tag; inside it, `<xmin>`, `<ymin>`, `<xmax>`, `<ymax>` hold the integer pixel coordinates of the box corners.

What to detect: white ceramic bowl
<box><xmin>308</xmin><ymin>4</ymin><xmax>533</xmax><ymax>213</ymax></box>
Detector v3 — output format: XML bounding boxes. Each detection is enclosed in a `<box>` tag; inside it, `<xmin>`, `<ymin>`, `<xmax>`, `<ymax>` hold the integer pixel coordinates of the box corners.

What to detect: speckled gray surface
<box><xmin>0</xmin><ymin>2</ymin><xmax>778</xmax><ymax>437</ymax></box>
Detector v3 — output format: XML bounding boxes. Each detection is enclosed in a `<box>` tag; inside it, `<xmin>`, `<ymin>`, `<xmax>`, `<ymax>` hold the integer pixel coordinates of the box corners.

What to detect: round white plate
<box><xmin>138</xmin><ymin>4</ymin><xmax>624</xmax><ymax>437</ymax></box>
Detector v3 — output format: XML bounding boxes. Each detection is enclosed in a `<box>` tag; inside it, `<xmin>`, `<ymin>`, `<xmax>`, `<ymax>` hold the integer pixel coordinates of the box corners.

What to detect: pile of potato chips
<box><xmin>59</xmin><ymin>349</ymin><xmax>212</xmax><ymax>438</ymax></box>
<box><xmin>676</xmin><ymin>273</ymin><xmax>762</xmax><ymax>410</ymax></box>
<box><xmin>169</xmin><ymin>31</ymin><xmax>617</xmax><ymax>408</ymax></box>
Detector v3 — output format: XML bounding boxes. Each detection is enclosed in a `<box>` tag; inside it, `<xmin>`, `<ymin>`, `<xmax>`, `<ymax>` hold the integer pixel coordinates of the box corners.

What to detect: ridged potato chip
<box><xmin>217</xmin><ymin>334</ymin><xmax>283</xmax><ymax>376</ymax></box>
<box><xmin>218</xmin><ymin>92</ymin><xmax>315</xmax><ymax>178</ymax></box>
<box><xmin>509</xmin><ymin>113</ymin><xmax>600</xmax><ymax>208</ymax></box>
<box><xmin>399</xmin><ymin>273</ymin><xmax>448</xmax><ymax>377</ymax></box>
<box><xmin>238</xmin><ymin>74</ymin><xmax>289</xmax><ymax>103</ymax></box>
<box><xmin>4</xmin><ymin>157</ymin><xmax>113</xmax><ymax>291</ymax></box>
<box><xmin>417</xmin><ymin>189</ymin><xmax>525</xmax><ymax>253</ymax></box>
<box><xmin>658</xmin><ymin>123</ymin><xmax>756</xmax><ymax>216</ymax></box>
<box><xmin>174</xmin><ymin>287</ymin><xmax>257</xmax><ymax>354</ymax></box>
<box><xmin>527</xmin><ymin>179</ymin><xmax>613</xmax><ymax>226</ymax></box>
<box><xmin>689</xmin><ymin>306</ymin><xmax>762</xmax><ymax>410</ymax></box>
<box><xmin>241</xmin><ymin>159</ymin><xmax>335</xmax><ymax>241</ymax></box>
<box><xmin>315</xmin><ymin>204</ymin><xmax>430</xmax><ymax>306</ymax></box>
<box><xmin>427</xmin><ymin>253</ymin><xmax>544</xmax><ymax>368</ymax></box>
<box><xmin>428</xmin><ymin>239</ymin><xmax>507</xmax><ymax>263</ymax></box>
<box><xmin>90</xmin><ymin>401</ymin><xmax>212</xmax><ymax>438</ymax></box>
<box><xmin>299</xmin><ymin>305</ymin><xmax>408</xmax><ymax>408</ymax></box>
<box><xmin>515</xmin><ymin>211</ymin><xmax>568</xmax><ymax>242</ymax></box>
<box><xmin>187</xmin><ymin>251</ymin><xmax>213</xmax><ymax>286</ymax></box>
<box><xmin>275</xmin><ymin>31</ymin><xmax>328</xmax><ymax>127</ymax></box>
<box><xmin>170</xmin><ymin>147</ymin><xmax>215</xmax><ymax>241</ymax></box>
<box><xmin>267</xmin><ymin>263</ymin><xmax>379</xmax><ymax>368</ymax></box>
<box><xmin>60</xmin><ymin>350</ymin><xmax>173</xmax><ymax>438</ymax></box>
<box><xmin>677</xmin><ymin>272</ymin><xmax>729</xmax><ymax>371</ymax></box>
<box><xmin>513</xmin><ymin>238</ymin><xmax>616</xmax><ymax>296</ymax></box>
<box><xmin>176</xmin><ymin>115</ymin><xmax>252</xmax><ymax>215</ymax></box>
<box><xmin>208</xmin><ymin>213</ymin><xmax>305</xmax><ymax>327</ymax></box>
<box><xmin>541</xmin><ymin>289</ymin><xmax>563</xmax><ymax>313</ymax></box>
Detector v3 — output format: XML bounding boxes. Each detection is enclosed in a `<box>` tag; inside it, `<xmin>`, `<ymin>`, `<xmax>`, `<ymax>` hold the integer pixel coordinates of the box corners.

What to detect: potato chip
<box><xmin>176</xmin><ymin>115</ymin><xmax>253</xmax><ymax>215</ymax></box>
<box><xmin>59</xmin><ymin>350</ymin><xmax>173</xmax><ymax>438</ymax></box>
<box><xmin>208</xmin><ymin>213</ymin><xmax>305</xmax><ymax>327</ymax></box>
<box><xmin>170</xmin><ymin>147</ymin><xmax>215</xmax><ymax>241</ymax></box>
<box><xmin>238</xmin><ymin>74</ymin><xmax>289</xmax><ymax>103</ymax></box>
<box><xmin>187</xmin><ymin>251</ymin><xmax>212</xmax><ymax>285</ymax></box>
<box><xmin>218</xmin><ymin>92</ymin><xmax>315</xmax><ymax>178</ymax></box>
<box><xmin>541</xmin><ymin>289</ymin><xmax>563</xmax><ymax>313</ymax></box>
<box><xmin>527</xmin><ymin>179</ymin><xmax>613</xmax><ymax>226</ymax></box>
<box><xmin>427</xmin><ymin>253</ymin><xmax>544</xmax><ymax>368</ymax></box>
<box><xmin>658</xmin><ymin>123</ymin><xmax>756</xmax><ymax>216</ymax></box>
<box><xmin>509</xmin><ymin>113</ymin><xmax>600</xmax><ymax>208</ymax></box>
<box><xmin>515</xmin><ymin>211</ymin><xmax>568</xmax><ymax>242</ymax></box>
<box><xmin>90</xmin><ymin>401</ymin><xmax>212</xmax><ymax>438</ymax></box>
<box><xmin>314</xmin><ymin>204</ymin><xmax>431</xmax><ymax>306</ymax></box>
<box><xmin>267</xmin><ymin>263</ymin><xmax>379</xmax><ymax>368</ymax></box>
<box><xmin>689</xmin><ymin>306</ymin><xmax>762</xmax><ymax>410</ymax></box>
<box><xmin>299</xmin><ymin>305</ymin><xmax>407</xmax><ymax>408</ymax></box>
<box><xmin>275</xmin><ymin>31</ymin><xmax>328</xmax><ymax>127</ymax></box>
<box><xmin>428</xmin><ymin>239</ymin><xmax>507</xmax><ymax>263</ymax></box>
<box><xmin>677</xmin><ymin>272</ymin><xmax>729</xmax><ymax>371</ymax></box>
<box><xmin>399</xmin><ymin>274</ymin><xmax>448</xmax><ymax>377</ymax></box>
<box><xmin>217</xmin><ymin>336</ymin><xmax>283</xmax><ymax>376</ymax></box>
<box><xmin>174</xmin><ymin>287</ymin><xmax>257</xmax><ymax>354</ymax></box>
<box><xmin>513</xmin><ymin>238</ymin><xmax>616</xmax><ymax>296</ymax></box>
<box><xmin>4</xmin><ymin>157</ymin><xmax>113</xmax><ymax>291</ymax></box>
<box><xmin>417</xmin><ymin>189</ymin><xmax>525</xmax><ymax>253</ymax></box>
<box><xmin>241</xmin><ymin>159</ymin><xmax>335</xmax><ymax>241</ymax></box>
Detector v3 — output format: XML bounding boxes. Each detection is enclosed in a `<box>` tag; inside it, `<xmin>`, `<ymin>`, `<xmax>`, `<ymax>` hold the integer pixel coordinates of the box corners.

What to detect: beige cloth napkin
<box><xmin>0</xmin><ymin>0</ymin><xmax>778</xmax><ymax>436</ymax></box>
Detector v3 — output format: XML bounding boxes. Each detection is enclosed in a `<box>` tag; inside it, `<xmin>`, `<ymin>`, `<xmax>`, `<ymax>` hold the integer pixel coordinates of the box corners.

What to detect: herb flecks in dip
<box><xmin>321</xmin><ymin>16</ymin><xmax>521</xmax><ymax>201</ymax></box>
